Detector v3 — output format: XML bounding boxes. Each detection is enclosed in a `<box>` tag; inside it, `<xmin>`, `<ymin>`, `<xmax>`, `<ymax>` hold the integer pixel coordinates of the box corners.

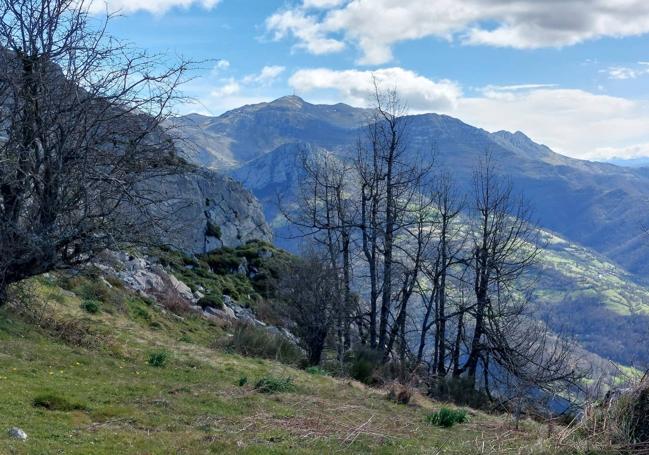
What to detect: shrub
<box><xmin>206</xmin><ymin>221</ymin><xmax>222</xmax><ymax>239</ymax></box>
<box><xmin>348</xmin><ymin>347</ymin><xmax>382</xmax><ymax>385</ymax></box>
<box><xmin>254</xmin><ymin>376</ymin><xmax>295</xmax><ymax>394</ymax></box>
<box><xmin>386</xmin><ymin>383</ymin><xmax>412</xmax><ymax>405</ymax></box>
<box><xmin>132</xmin><ymin>305</ymin><xmax>151</xmax><ymax>322</ymax></box>
<box><xmin>426</xmin><ymin>408</ymin><xmax>468</xmax><ymax>428</ymax></box>
<box><xmin>238</xmin><ymin>376</ymin><xmax>248</xmax><ymax>387</ymax></box>
<box><xmin>148</xmin><ymin>351</ymin><xmax>168</xmax><ymax>368</ymax></box>
<box><xmin>80</xmin><ymin>299</ymin><xmax>101</xmax><ymax>314</ymax></box>
<box><xmin>305</xmin><ymin>366</ymin><xmax>330</xmax><ymax>376</ymax></box>
<box><xmin>197</xmin><ymin>294</ymin><xmax>223</xmax><ymax>309</ymax></box>
<box><xmin>429</xmin><ymin>377</ymin><xmax>490</xmax><ymax>409</ymax></box>
<box><xmin>225</xmin><ymin>322</ymin><xmax>304</xmax><ymax>366</ymax></box>
<box><xmin>33</xmin><ymin>393</ymin><xmax>87</xmax><ymax>412</ymax></box>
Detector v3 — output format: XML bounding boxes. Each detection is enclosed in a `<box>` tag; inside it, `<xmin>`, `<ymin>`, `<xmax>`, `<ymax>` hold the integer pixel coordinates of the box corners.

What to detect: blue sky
<box><xmin>95</xmin><ymin>0</ymin><xmax>649</xmax><ymax>161</ymax></box>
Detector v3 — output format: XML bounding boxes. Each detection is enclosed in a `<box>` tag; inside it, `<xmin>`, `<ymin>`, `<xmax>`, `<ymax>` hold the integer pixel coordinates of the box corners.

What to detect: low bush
<box><xmin>426</xmin><ymin>407</ymin><xmax>468</xmax><ymax>428</ymax></box>
<box><xmin>197</xmin><ymin>294</ymin><xmax>223</xmax><ymax>309</ymax></box>
<box><xmin>33</xmin><ymin>393</ymin><xmax>88</xmax><ymax>412</ymax></box>
<box><xmin>80</xmin><ymin>299</ymin><xmax>101</xmax><ymax>314</ymax></box>
<box><xmin>148</xmin><ymin>351</ymin><xmax>169</xmax><ymax>368</ymax></box>
<box><xmin>305</xmin><ymin>366</ymin><xmax>330</xmax><ymax>376</ymax></box>
<box><xmin>428</xmin><ymin>377</ymin><xmax>490</xmax><ymax>409</ymax></box>
<box><xmin>206</xmin><ymin>221</ymin><xmax>222</xmax><ymax>239</ymax></box>
<box><xmin>224</xmin><ymin>322</ymin><xmax>304</xmax><ymax>365</ymax></box>
<box><xmin>254</xmin><ymin>376</ymin><xmax>295</xmax><ymax>394</ymax></box>
<box><xmin>348</xmin><ymin>347</ymin><xmax>382</xmax><ymax>385</ymax></box>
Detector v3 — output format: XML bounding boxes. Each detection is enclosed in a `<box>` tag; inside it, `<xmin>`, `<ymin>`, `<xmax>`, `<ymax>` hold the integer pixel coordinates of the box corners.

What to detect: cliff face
<box><xmin>153</xmin><ymin>167</ymin><xmax>272</xmax><ymax>254</ymax></box>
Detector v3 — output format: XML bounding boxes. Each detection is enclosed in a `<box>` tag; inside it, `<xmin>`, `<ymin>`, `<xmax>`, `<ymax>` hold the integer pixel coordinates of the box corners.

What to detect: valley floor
<box><xmin>0</xmin><ymin>276</ymin><xmax>584</xmax><ymax>454</ymax></box>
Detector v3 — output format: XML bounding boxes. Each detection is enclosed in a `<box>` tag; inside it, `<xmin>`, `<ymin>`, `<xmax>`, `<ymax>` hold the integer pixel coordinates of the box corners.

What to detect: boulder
<box><xmin>168</xmin><ymin>274</ymin><xmax>194</xmax><ymax>302</ymax></box>
<box><xmin>8</xmin><ymin>427</ymin><xmax>27</xmax><ymax>441</ymax></box>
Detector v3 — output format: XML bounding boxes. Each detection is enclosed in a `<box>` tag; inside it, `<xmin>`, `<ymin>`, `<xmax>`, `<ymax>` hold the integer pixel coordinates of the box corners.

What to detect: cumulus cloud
<box><xmin>266</xmin><ymin>9</ymin><xmax>345</xmax><ymax>55</ymax></box>
<box><xmin>242</xmin><ymin>66</ymin><xmax>286</xmax><ymax>85</ymax></box>
<box><xmin>87</xmin><ymin>0</ymin><xmax>220</xmax><ymax>15</ymax></box>
<box><xmin>289</xmin><ymin>67</ymin><xmax>461</xmax><ymax>111</ymax></box>
<box><xmin>454</xmin><ymin>86</ymin><xmax>649</xmax><ymax>160</ymax></box>
<box><xmin>210</xmin><ymin>79</ymin><xmax>240</xmax><ymax>97</ymax></box>
<box><xmin>267</xmin><ymin>0</ymin><xmax>649</xmax><ymax>64</ymax></box>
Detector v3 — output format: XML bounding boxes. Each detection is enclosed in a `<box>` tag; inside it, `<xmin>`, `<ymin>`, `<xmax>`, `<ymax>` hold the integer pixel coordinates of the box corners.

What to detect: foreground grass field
<box><xmin>0</xmin><ymin>277</ymin><xmax>579</xmax><ymax>454</ymax></box>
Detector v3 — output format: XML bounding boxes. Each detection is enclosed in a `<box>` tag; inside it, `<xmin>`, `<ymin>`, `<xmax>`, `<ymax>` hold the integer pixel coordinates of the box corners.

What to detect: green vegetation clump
<box><xmin>348</xmin><ymin>347</ymin><xmax>382</xmax><ymax>385</ymax></box>
<box><xmin>80</xmin><ymin>299</ymin><xmax>101</xmax><ymax>314</ymax></box>
<box><xmin>225</xmin><ymin>322</ymin><xmax>304</xmax><ymax>365</ymax></box>
<box><xmin>205</xmin><ymin>221</ymin><xmax>222</xmax><ymax>239</ymax></box>
<box><xmin>429</xmin><ymin>377</ymin><xmax>490</xmax><ymax>409</ymax></box>
<box><xmin>254</xmin><ymin>376</ymin><xmax>295</xmax><ymax>394</ymax></box>
<box><xmin>157</xmin><ymin>248</ymin><xmax>258</xmax><ymax>306</ymax></box>
<box><xmin>33</xmin><ymin>393</ymin><xmax>88</xmax><ymax>412</ymax></box>
<box><xmin>148</xmin><ymin>351</ymin><xmax>169</xmax><ymax>368</ymax></box>
<box><xmin>426</xmin><ymin>408</ymin><xmax>468</xmax><ymax>428</ymax></box>
<box><xmin>61</xmin><ymin>273</ymin><xmax>126</xmax><ymax>310</ymax></box>
<box><xmin>197</xmin><ymin>294</ymin><xmax>223</xmax><ymax>309</ymax></box>
<box><xmin>305</xmin><ymin>366</ymin><xmax>330</xmax><ymax>376</ymax></box>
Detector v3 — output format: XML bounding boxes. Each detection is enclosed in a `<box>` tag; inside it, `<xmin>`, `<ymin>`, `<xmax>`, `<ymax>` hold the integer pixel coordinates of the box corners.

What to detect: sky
<box><xmin>92</xmin><ymin>0</ymin><xmax>649</xmax><ymax>162</ymax></box>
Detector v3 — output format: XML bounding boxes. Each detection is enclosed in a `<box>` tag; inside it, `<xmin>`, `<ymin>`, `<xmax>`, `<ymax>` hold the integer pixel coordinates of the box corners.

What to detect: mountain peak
<box><xmin>269</xmin><ymin>95</ymin><xmax>307</xmax><ymax>108</ymax></box>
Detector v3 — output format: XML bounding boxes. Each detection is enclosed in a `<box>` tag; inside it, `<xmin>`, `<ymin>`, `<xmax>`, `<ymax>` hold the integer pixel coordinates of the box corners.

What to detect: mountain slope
<box><xmin>174</xmin><ymin>97</ymin><xmax>649</xmax><ymax>277</ymax></box>
<box><xmin>0</xmin><ymin>272</ymin><xmax>564</xmax><ymax>454</ymax></box>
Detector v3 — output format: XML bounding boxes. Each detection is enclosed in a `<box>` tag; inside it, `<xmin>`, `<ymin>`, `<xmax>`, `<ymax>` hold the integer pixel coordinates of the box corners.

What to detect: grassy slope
<box><xmin>535</xmin><ymin>231</ymin><xmax>649</xmax><ymax>316</ymax></box>
<box><xmin>0</xmin><ymin>277</ymin><xmax>569</xmax><ymax>455</ymax></box>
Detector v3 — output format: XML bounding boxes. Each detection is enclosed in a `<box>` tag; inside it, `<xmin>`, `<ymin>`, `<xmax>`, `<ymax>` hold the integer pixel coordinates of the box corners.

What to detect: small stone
<box><xmin>8</xmin><ymin>427</ymin><xmax>27</xmax><ymax>441</ymax></box>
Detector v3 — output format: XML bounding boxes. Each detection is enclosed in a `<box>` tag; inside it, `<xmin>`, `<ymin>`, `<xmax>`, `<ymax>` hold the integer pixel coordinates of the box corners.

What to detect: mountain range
<box><xmin>172</xmin><ymin>95</ymin><xmax>649</xmax><ymax>367</ymax></box>
<box><xmin>173</xmin><ymin>95</ymin><xmax>649</xmax><ymax>279</ymax></box>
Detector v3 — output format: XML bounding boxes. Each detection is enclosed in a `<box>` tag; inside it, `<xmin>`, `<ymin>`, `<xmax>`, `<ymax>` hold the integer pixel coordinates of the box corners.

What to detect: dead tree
<box><xmin>414</xmin><ymin>172</ymin><xmax>466</xmax><ymax>375</ymax></box>
<box><xmin>288</xmin><ymin>149</ymin><xmax>356</xmax><ymax>362</ymax></box>
<box><xmin>0</xmin><ymin>0</ymin><xmax>192</xmax><ymax>301</ymax></box>
<box><xmin>354</xmin><ymin>82</ymin><xmax>432</xmax><ymax>358</ymax></box>
<box><xmin>460</xmin><ymin>152</ymin><xmax>540</xmax><ymax>387</ymax></box>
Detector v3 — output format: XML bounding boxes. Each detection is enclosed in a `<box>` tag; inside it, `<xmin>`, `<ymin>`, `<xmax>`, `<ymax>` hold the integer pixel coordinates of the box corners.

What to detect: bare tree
<box><xmin>287</xmin><ymin>149</ymin><xmax>356</xmax><ymax>362</ymax></box>
<box><xmin>414</xmin><ymin>172</ymin><xmax>466</xmax><ymax>374</ymax></box>
<box><xmin>354</xmin><ymin>82</ymin><xmax>432</xmax><ymax>358</ymax></box>
<box><xmin>0</xmin><ymin>0</ymin><xmax>193</xmax><ymax>302</ymax></box>
<box><xmin>459</xmin><ymin>152</ymin><xmax>541</xmax><ymax>387</ymax></box>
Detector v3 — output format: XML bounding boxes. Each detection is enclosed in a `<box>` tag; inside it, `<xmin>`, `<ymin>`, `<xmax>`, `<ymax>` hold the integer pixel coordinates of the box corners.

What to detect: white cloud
<box><xmin>87</xmin><ymin>0</ymin><xmax>220</xmax><ymax>15</ymax></box>
<box><xmin>242</xmin><ymin>66</ymin><xmax>286</xmax><ymax>85</ymax></box>
<box><xmin>603</xmin><ymin>62</ymin><xmax>649</xmax><ymax>80</ymax></box>
<box><xmin>210</xmin><ymin>79</ymin><xmax>240</xmax><ymax>97</ymax></box>
<box><xmin>267</xmin><ymin>0</ymin><xmax>649</xmax><ymax>64</ymax></box>
<box><xmin>593</xmin><ymin>143</ymin><xmax>649</xmax><ymax>160</ymax></box>
<box><xmin>454</xmin><ymin>87</ymin><xmax>649</xmax><ymax>160</ymax></box>
<box><xmin>303</xmin><ymin>0</ymin><xmax>346</xmax><ymax>8</ymax></box>
<box><xmin>214</xmin><ymin>59</ymin><xmax>230</xmax><ymax>70</ymax></box>
<box><xmin>266</xmin><ymin>9</ymin><xmax>345</xmax><ymax>55</ymax></box>
<box><xmin>289</xmin><ymin>67</ymin><xmax>461</xmax><ymax>111</ymax></box>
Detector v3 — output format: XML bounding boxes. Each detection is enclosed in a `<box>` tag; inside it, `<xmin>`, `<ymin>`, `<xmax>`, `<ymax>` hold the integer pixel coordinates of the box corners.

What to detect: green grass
<box><xmin>0</xmin><ymin>275</ymin><xmax>569</xmax><ymax>454</ymax></box>
<box><xmin>426</xmin><ymin>408</ymin><xmax>469</xmax><ymax>428</ymax></box>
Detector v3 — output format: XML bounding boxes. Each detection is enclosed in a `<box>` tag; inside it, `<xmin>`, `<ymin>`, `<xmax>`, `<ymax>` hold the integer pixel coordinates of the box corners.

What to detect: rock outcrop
<box><xmin>152</xmin><ymin>168</ymin><xmax>272</xmax><ymax>254</ymax></box>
